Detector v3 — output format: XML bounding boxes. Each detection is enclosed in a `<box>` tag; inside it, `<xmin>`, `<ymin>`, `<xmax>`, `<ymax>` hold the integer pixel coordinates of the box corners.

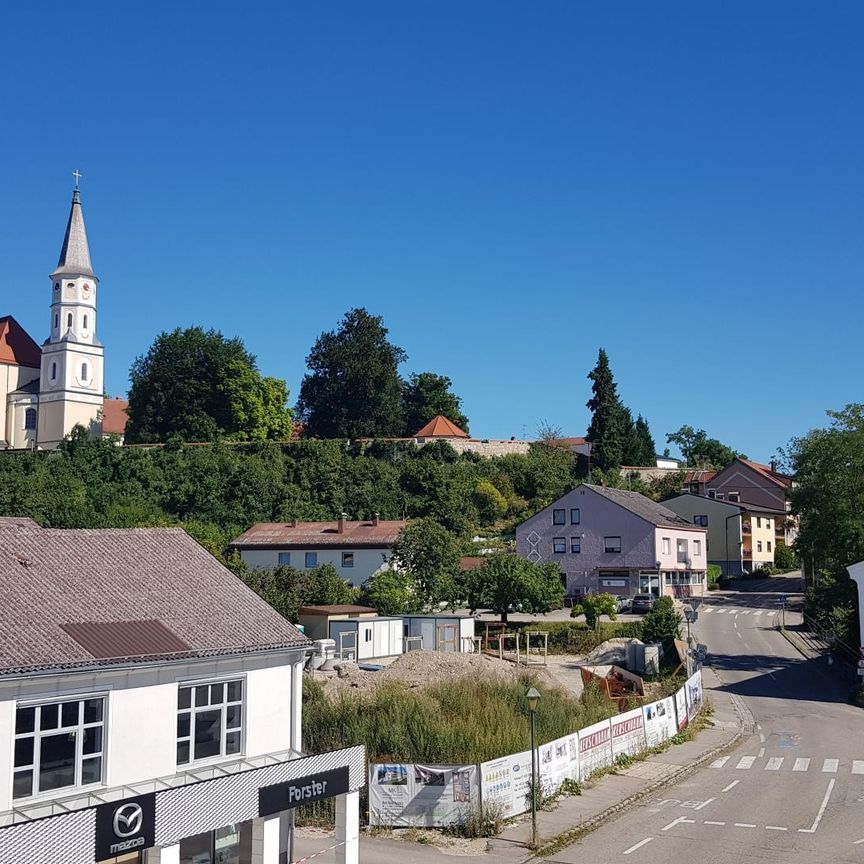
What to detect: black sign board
<box><xmin>95</xmin><ymin>792</ymin><xmax>156</xmax><ymax>861</ymax></box>
<box><xmin>259</xmin><ymin>766</ymin><xmax>350</xmax><ymax>816</ymax></box>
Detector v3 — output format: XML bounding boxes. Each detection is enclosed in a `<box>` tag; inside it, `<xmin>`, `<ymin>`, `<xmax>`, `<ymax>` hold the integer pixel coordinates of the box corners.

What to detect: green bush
<box><xmin>774</xmin><ymin>542</ymin><xmax>798</xmax><ymax>571</ymax></box>
<box><xmin>444</xmin><ymin>800</ymin><xmax>506</xmax><ymax>838</ymax></box>
<box><xmin>640</xmin><ymin>596</ymin><xmax>681</xmax><ymax>646</ymax></box>
<box><xmin>518</xmin><ymin>621</ymin><xmax>644</xmax><ymax>654</ymax></box>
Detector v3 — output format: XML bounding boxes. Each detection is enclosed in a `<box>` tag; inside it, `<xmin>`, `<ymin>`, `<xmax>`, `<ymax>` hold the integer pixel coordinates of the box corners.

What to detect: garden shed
<box><xmin>329</xmin><ymin>616</ymin><xmax>404</xmax><ymax>660</ymax></box>
<box><xmin>402</xmin><ymin>615</ymin><xmax>476</xmax><ymax>652</ymax></box>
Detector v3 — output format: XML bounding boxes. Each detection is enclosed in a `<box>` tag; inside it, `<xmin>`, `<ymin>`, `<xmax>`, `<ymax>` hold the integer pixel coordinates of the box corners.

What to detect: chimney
<box><xmin>770</xmin><ymin>459</ymin><xmax>777</xmax><ymax>473</ymax></box>
<box><xmin>338</xmin><ymin>513</ymin><xmax>347</xmax><ymax>534</ymax></box>
<box><xmin>373</xmin><ymin>512</ymin><xmax>380</xmax><ymax>527</ymax></box>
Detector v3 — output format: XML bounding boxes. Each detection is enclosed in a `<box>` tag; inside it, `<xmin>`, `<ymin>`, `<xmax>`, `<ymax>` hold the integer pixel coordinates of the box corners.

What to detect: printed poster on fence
<box><xmin>643</xmin><ymin>697</ymin><xmax>676</xmax><ymax>748</ymax></box>
<box><xmin>578</xmin><ymin>718</ymin><xmax>613</xmax><ymax>781</ymax></box>
<box><xmin>674</xmin><ymin>686</ymin><xmax>688</xmax><ymax>731</ymax></box>
<box><xmin>539</xmin><ymin>733</ymin><xmax>578</xmax><ymax>796</ymax></box>
<box><xmin>685</xmin><ymin>670</ymin><xmax>703</xmax><ymax>721</ymax></box>
<box><xmin>369</xmin><ymin>763</ymin><xmax>479</xmax><ymax>827</ymax></box>
<box><xmin>480</xmin><ymin>749</ymin><xmax>533</xmax><ymax>818</ymax></box>
<box><xmin>611</xmin><ymin>707</ymin><xmax>646</xmax><ymax>759</ymax></box>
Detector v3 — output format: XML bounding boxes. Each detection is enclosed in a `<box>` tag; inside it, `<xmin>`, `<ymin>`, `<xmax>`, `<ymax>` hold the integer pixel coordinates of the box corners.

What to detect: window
<box><xmin>82</xmin><ymin>313</ymin><xmax>88</xmax><ymax>330</ymax></box>
<box><xmin>756</xmin><ymin>517</ymin><xmax>761</xmax><ymax>529</ymax></box>
<box><xmin>13</xmin><ymin>697</ymin><xmax>105</xmax><ymax>799</ymax></box>
<box><xmin>81</xmin><ymin>363</ymin><xmax>88</xmax><ymax>382</ymax></box>
<box><xmin>305</xmin><ymin>551</ymin><xmax>317</xmax><ymax>568</ymax></box>
<box><xmin>24</xmin><ymin>408</ymin><xmax>37</xmax><ymax>431</ymax></box>
<box><xmin>53</xmin><ymin>313</ymin><xmax>58</xmax><ymax>329</ymax></box>
<box><xmin>570</xmin><ymin>508</ymin><xmax>580</xmax><ymax>525</ymax></box>
<box><xmin>570</xmin><ymin>537</ymin><xmax>581</xmax><ymax>553</ymax></box>
<box><xmin>552</xmin><ymin>508</ymin><xmax>565</xmax><ymax>525</ymax></box>
<box><xmin>604</xmin><ymin>536</ymin><xmax>622</xmax><ymax>553</ymax></box>
<box><xmin>728</xmin><ymin>492</ymin><xmax>740</xmax><ymax>503</ymax></box>
<box><xmin>716</xmin><ymin>492</ymin><xmax>725</xmax><ymax>500</ymax></box>
<box><xmin>364</xmin><ymin>629</ymin><xmax>372</xmax><ymax>642</ymax></box>
<box><xmin>694</xmin><ymin>539</ymin><xmax>702</xmax><ymax>556</ymax></box>
<box><xmin>707</xmin><ymin>489</ymin><xmax>716</xmax><ymax>499</ymax></box>
<box><xmin>342</xmin><ymin>552</ymin><xmax>354</xmax><ymax>568</ymax></box>
<box><xmin>177</xmin><ymin>679</ymin><xmax>243</xmax><ymax>766</ymax></box>
<box><xmin>757</xmin><ymin>540</ymin><xmax>763</xmax><ymax>553</ymax></box>
<box><xmin>662</xmin><ymin>537</ymin><xmax>671</xmax><ymax>555</ymax></box>
<box><xmin>66</xmin><ymin>313</ymin><xmax>73</xmax><ymax>329</ymax></box>
<box><xmin>767</xmin><ymin>541</ymin><xmax>773</xmax><ymax>552</ymax></box>
<box><xmin>694</xmin><ymin>515</ymin><xmax>708</xmax><ymax>527</ymax></box>
<box><xmin>552</xmin><ymin>537</ymin><xmax>566</xmax><ymax>554</ymax></box>
<box><xmin>677</xmin><ymin>538</ymin><xmax>688</xmax><ymax>563</ymax></box>
<box><xmin>277</xmin><ymin>551</ymin><xmax>291</xmax><ymax>565</ymax></box>
<box><xmin>51</xmin><ymin>362</ymin><xmax>57</xmax><ymax>381</ymax></box>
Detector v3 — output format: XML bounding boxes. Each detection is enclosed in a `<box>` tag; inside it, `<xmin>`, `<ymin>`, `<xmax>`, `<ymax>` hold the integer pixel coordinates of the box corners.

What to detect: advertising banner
<box><xmin>480</xmin><ymin>750</ymin><xmax>533</xmax><ymax>818</ymax></box>
<box><xmin>674</xmin><ymin>686</ymin><xmax>688</xmax><ymax>732</ymax></box>
<box><xmin>643</xmin><ymin>697</ymin><xmax>676</xmax><ymax>748</ymax></box>
<box><xmin>369</xmin><ymin>763</ymin><xmax>479</xmax><ymax>827</ymax></box>
<box><xmin>538</xmin><ymin>733</ymin><xmax>579</xmax><ymax>796</ymax></box>
<box><xmin>578</xmin><ymin>719</ymin><xmax>613</xmax><ymax>781</ymax></box>
<box><xmin>685</xmin><ymin>670</ymin><xmax>703</xmax><ymax>721</ymax></box>
<box><xmin>610</xmin><ymin>708</ymin><xmax>646</xmax><ymax>759</ymax></box>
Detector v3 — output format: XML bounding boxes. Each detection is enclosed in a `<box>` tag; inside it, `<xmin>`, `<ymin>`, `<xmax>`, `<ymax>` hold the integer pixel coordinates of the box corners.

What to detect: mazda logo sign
<box><xmin>113</xmin><ymin>803</ymin><xmax>144</xmax><ymax>838</ymax></box>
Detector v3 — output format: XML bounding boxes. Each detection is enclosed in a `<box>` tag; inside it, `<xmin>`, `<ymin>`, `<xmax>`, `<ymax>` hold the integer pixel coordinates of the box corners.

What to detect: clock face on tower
<box><xmin>82</xmin><ymin>283</ymin><xmax>91</xmax><ymax>299</ymax></box>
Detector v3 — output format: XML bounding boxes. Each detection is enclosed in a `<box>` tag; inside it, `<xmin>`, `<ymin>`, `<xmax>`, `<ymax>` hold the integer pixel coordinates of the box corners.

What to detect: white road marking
<box><xmin>759</xmin><ymin>732</ymin><xmax>766</xmax><ymax>743</ymax></box>
<box><xmin>704</xmin><ymin>821</ymin><xmax>726</xmax><ymax>826</ymax></box>
<box><xmin>722</xmin><ymin>780</ymin><xmax>739</xmax><ymax>792</ymax></box>
<box><xmin>715</xmin><ymin>609</ymin><xmax>726</xmax><ymax>614</ymax></box>
<box><xmin>854</xmin><ymin>837</ymin><xmax>864</xmax><ymax>845</ymax></box>
<box><xmin>753</xmin><ymin>610</ymin><xmax>763</xmax><ymax>616</ymax></box>
<box><xmin>710</xmin><ymin>757</ymin><xmax>730</xmax><ymax>768</ymax></box>
<box><xmin>694</xmin><ymin>797</ymin><xmax>716</xmax><ymax>810</ymax></box>
<box><xmin>737</xmin><ymin>632</ymin><xmax>743</xmax><ymax>640</ymax></box>
<box><xmin>766</xmin><ymin>826</ymin><xmax>788</xmax><ymax>831</ymax></box>
<box><xmin>736</xmin><ymin>756</ymin><xmax>756</xmax><ymax>769</ymax></box>
<box><xmin>662</xmin><ymin>817</ymin><xmax>695</xmax><ymax>831</ymax></box>
<box><xmin>739</xmin><ymin>610</ymin><xmax>751</xmax><ymax>615</ymax></box>
<box><xmin>623</xmin><ymin>837</ymin><xmax>653</xmax><ymax>855</ymax></box>
<box><xmin>735</xmin><ymin>823</ymin><xmax>757</xmax><ymax>828</ymax></box>
<box><xmin>823</xmin><ymin>759</ymin><xmax>839</xmax><ymax>773</ymax></box>
<box><xmin>798</xmin><ymin>779</ymin><xmax>836</xmax><ymax>834</ymax></box>
<box><xmin>734</xmin><ymin>620</ymin><xmax>738</xmax><ymax>629</ymax></box>
<box><xmin>853</xmin><ymin>761</ymin><xmax>864</xmax><ymax>775</ymax></box>
<box><xmin>793</xmin><ymin>758</ymin><xmax>810</xmax><ymax>772</ymax></box>
<box><xmin>758</xmin><ymin>748</ymin><xmax>766</xmax><ymax>758</ymax></box>
<box><xmin>765</xmin><ymin>757</ymin><xmax>784</xmax><ymax>770</ymax></box>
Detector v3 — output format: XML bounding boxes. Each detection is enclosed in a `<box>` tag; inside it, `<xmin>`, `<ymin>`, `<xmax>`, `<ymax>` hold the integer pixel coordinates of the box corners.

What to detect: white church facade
<box><xmin>1</xmin><ymin>187</ymin><xmax>126</xmax><ymax>449</ymax></box>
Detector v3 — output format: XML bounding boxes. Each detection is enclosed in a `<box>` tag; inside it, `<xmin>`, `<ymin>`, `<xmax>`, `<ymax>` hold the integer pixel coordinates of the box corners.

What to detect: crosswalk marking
<box><xmin>714</xmin><ymin>609</ymin><xmax>726</xmax><ymax>614</ymax></box>
<box><xmin>765</xmin><ymin>757</ymin><xmax>784</xmax><ymax>770</ymax></box>
<box><xmin>753</xmin><ymin>610</ymin><xmax>763</xmax><ymax>616</ymax></box>
<box><xmin>823</xmin><ymin>759</ymin><xmax>839</xmax><ymax>773</ymax></box>
<box><xmin>739</xmin><ymin>610</ymin><xmax>751</xmax><ymax>615</ymax></box>
<box><xmin>736</xmin><ymin>756</ymin><xmax>756</xmax><ymax>769</ymax></box>
<box><xmin>853</xmin><ymin>761</ymin><xmax>864</xmax><ymax>775</ymax></box>
<box><xmin>793</xmin><ymin>758</ymin><xmax>810</xmax><ymax>772</ymax></box>
<box><xmin>710</xmin><ymin>757</ymin><xmax>730</xmax><ymax>768</ymax></box>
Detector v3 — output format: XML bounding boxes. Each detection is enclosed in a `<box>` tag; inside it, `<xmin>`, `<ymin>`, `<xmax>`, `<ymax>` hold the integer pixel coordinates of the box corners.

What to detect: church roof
<box><xmin>102</xmin><ymin>398</ymin><xmax>129</xmax><ymax>435</ymax></box>
<box><xmin>0</xmin><ymin>316</ymin><xmax>41</xmax><ymax>368</ymax></box>
<box><xmin>413</xmin><ymin>414</ymin><xmax>470</xmax><ymax>438</ymax></box>
<box><xmin>51</xmin><ymin>189</ymin><xmax>96</xmax><ymax>280</ymax></box>
<box><xmin>11</xmin><ymin>378</ymin><xmax>40</xmax><ymax>395</ymax></box>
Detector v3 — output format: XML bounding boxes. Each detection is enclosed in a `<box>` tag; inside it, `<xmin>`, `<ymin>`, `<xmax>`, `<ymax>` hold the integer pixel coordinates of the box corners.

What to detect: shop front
<box><xmin>0</xmin><ymin>745</ymin><xmax>365</xmax><ymax>864</ymax></box>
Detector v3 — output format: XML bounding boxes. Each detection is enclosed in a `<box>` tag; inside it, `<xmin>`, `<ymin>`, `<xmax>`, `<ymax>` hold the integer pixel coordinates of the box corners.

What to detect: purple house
<box><xmin>515</xmin><ymin>484</ymin><xmax>708</xmax><ymax>599</ymax></box>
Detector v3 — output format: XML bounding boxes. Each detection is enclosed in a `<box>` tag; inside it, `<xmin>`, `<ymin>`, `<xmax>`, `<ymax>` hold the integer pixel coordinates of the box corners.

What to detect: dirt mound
<box><xmin>317</xmin><ymin>649</ymin><xmax>557</xmax><ymax>696</ymax></box>
<box><xmin>584</xmin><ymin>637</ymin><xmax>640</xmax><ymax>665</ymax></box>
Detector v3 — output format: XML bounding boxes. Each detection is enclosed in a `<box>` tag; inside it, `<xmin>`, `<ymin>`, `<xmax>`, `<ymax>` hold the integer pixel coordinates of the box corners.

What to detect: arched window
<box><xmin>51</xmin><ymin>362</ymin><xmax>57</xmax><ymax>381</ymax></box>
<box><xmin>54</xmin><ymin>313</ymin><xmax>58</xmax><ymax>329</ymax></box>
<box><xmin>24</xmin><ymin>408</ymin><xmax>37</xmax><ymax>431</ymax></box>
<box><xmin>82</xmin><ymin>314</ymin><xmax>88</xmax><ymax>330</ymax></box>
<box><xmin>81</xmin><ymin>363</ymin><xmax>88</xmax><ymax>383</ymax></box>
<box><xmin>67</xmin><ymin>313</ymin><xmax>73</xmax><ymax>329</ymax></box>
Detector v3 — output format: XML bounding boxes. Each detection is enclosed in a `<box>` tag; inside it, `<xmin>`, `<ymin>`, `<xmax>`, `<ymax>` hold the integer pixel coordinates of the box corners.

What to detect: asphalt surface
<box><xmin>547</xmin><ymin>574</ymin><xmax>864</xmax><ymax>864</ymax></box>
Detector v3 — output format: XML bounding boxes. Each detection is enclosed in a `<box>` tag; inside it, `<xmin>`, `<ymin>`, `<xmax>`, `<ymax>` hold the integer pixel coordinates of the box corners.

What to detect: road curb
<box><xmin>524</xmin><ymin>677</ymin><xmax>751</xmax><ymax>860</ymax></box>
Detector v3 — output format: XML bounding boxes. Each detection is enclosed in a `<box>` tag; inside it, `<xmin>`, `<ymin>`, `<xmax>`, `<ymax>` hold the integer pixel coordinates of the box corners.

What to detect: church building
<box><xmin>1</xmin><ymin>186</ymin><xmax>127</xmax><ymax>449</ymax></box>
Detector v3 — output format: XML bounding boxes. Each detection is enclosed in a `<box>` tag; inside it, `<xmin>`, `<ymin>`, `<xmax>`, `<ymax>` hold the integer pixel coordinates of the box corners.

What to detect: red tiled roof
<box><xmin>558</xmin><ymin>437</ymin><xmax>588</xmax><ymax>446</ymax></box>
<box><xmin>684</xmin><ymin>470</ymin><xmax>716</xmax><ymax>483</ymax></box>
<box><xmin>0</xmin><ymin>516</ymin><xmax>40</xmax><ymax>529</ymax></box>
<box><xmin>414</xmin><ymin>415</ymin><xmax>469</xmax><ymax>438</ymax></box>
<box><xmin>0</xmin><ymin>316</ymin><xmax>41</xmax><ymax>368</ymax></box>
<box><xmin>459</xmin><ymin>556</ymin><xmax>485</xmax><ymax>571</ymax></box>
<box><xmin>739</xmin><ymin>459</ymin><xmax>792</xmax><ymax>488</ymax></box>
<box><xmin>231</xmin><ymin>519</ymin><xmax>409</xmax><ymax>548</ymax></box>
<box><xmin>102</xmin><ymin>397</ymin><xmax>129</xmax><ymax>435</ymax></box>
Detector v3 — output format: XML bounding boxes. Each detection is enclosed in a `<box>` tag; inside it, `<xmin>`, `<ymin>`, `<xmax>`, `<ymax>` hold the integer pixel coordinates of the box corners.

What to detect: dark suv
<box><xmin>631</xmin><ymin>594</ymin><xmax>656</xmax><ymax>614</ymax></box>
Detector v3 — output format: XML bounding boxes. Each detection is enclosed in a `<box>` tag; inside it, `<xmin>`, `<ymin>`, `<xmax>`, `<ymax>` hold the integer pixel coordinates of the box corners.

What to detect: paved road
<box><xmin>547</xmin><ymin>574</ymin><xmax>864</xmax><ymax>863</ymax></box>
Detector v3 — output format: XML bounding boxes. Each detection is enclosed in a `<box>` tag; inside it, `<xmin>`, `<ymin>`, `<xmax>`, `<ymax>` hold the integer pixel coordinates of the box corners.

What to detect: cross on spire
<box><xmin>72</xmin><ymin>169</ymin><xmax>82</xmax><ymax>189</ymax></box>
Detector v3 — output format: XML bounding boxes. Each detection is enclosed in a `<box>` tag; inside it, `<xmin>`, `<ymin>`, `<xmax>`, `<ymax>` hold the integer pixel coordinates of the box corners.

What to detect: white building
<box><xmin>0</xmin><ymin>524</ymin><xmax>363</xmax><ymax>864</ymax></box>
<box><xmin>232</xmin><ymin>516</ymin><xmax>408</xmax><ymax>587</ymax></box>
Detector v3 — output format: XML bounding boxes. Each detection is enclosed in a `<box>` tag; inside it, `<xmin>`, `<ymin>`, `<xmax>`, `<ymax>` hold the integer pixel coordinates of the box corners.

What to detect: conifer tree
<box><xmin>633</xmin><ymin>414</ymin><xmax>657</xmax><ymax>466</ymax></box>
<box><xmin>586</xmin><ymin>349</ymin><xmax>631</xmax><ymax>471</ymax></box>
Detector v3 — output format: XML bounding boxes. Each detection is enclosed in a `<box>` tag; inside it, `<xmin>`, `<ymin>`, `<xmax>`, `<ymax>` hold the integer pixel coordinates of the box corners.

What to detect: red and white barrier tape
<box><xmin>292</xmin><ymin>839</ymin><xmax>347</xmax><ymax>863</ymax></box>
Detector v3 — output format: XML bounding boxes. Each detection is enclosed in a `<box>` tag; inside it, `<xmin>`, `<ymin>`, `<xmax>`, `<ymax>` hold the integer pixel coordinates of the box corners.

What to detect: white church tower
<box><xmin>37</xmin><ymin>185</ymin><xmax>104</xmax><ymax>448</ymax></box>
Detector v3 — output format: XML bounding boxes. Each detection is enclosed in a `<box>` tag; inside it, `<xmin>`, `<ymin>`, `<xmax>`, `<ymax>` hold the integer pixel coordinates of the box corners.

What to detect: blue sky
<box><xmin>2</xmin><ymin>2</ymin><xmax>862</xmax><ymax>461</ymax></box>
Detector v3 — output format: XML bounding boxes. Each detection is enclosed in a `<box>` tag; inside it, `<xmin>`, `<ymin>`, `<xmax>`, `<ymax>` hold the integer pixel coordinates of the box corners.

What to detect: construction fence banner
<box><xmin>578</xmin><ymin>718</ymin><xmax>613</xmax><ymax>781</ymax></box>
<box><xmin>610</xmin><ymin>707</ymin><xmax>647</xmax><ymax>759</ymax></box>
<box><xmin>479</xmin><ymin>749</ymin><xmax>533</xmax><ymax>818</ymax></box>
<box><xmin>685</xmin><ymin>670</ymin><xmax>704</xmax><ymax>721</ymax></box>
<box><xmin>674</xmin><ymin>685</ymin><xmax>688</xmax><ymax>731</ymax></box>
<box><xmin>643</xmin><ymin>696</ymin><xmax>677</xmax><ymax>748</ymax></box>
<box><xmin>538</xmin><ymin>733</ymin><xmax>579</xmax><ymax>796</ymax></box>
<box><xmin>368</xmin><ymin>763</ymin><xmax>480</xmax><ymax>827</ymax></box>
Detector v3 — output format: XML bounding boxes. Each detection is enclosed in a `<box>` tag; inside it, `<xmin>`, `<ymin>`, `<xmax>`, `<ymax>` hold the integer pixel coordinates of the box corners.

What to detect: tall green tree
<box><xmin>666</xmin><ymin>425</ymin><xmax>743</xmax><ymax>468</ymax></box>
<box><xmin>632</xmin><ymin>415</ymin><xmax>657</xmax><ymax>466</ymax></box>
<box><xmin>586</xmin><ymin>349</ymin><xmax>632</xmax><ymax>471</ymax></box>
<box><xmin>402</xmin><ymin>372</ymin><xmax>469</xmax><ymax>436</ymax></box>
<box><xmin>390</xmin><ymin>517</ymin><xmax>463</xmax><ymax>609</ymax></box>
<box><xmin>297</xmin><ymin>308</ymin><xmax>407</xmax><ymax>438</ymax></box>
<box><xmin>126</xmin><ymin>327</ymin><xmax>292</xmax><ymax>443</ymax></box>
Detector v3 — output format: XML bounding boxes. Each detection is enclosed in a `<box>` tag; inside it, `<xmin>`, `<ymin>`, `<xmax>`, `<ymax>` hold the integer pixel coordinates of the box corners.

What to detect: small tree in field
<box><xmin>570</xmin><ymin>593</ymin><xmax>618</xmax><ymax>629</ymax></box>
<box><xmin>640</xmin><ymin>596</ymin><xmax>681</xmax><ymax>646</ymax></box>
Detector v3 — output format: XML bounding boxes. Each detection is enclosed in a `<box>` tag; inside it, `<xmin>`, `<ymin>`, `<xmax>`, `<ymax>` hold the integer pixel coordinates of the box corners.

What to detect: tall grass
<box><xmin>303</xmin><ymin>674</ymin><xmax>617</xmax><ymax>765</ymax></box>
<box><xmin>521</xmin><ymin>621</ymin><xmax>644</xmax><ymax>654</ymax></box>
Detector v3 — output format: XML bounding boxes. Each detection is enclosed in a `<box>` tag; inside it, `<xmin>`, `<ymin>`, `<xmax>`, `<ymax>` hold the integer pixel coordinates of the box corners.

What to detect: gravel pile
<box><xmin>584</xmin><ymin>637</ymin><xmax>641</xmax><ymax>665</ymax></box>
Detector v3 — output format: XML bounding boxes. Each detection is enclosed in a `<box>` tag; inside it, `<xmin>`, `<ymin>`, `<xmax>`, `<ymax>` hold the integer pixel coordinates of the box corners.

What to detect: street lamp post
<box><xmin>525</xmin><ymin>687</ymin><xmax>541</xmax><ymax>849</ymax></box>
<box><xmin>683</xmin><ymin>605</ymin><xmax>694</xmax><ymax>677</ymax></box>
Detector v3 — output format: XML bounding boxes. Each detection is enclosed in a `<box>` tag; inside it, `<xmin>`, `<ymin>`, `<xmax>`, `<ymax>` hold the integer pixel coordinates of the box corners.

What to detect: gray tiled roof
<box><xmin>51</xmin><ymin>190</ymin><xmax>96</xmax><ymax>279</ymax></box>
<box><xmin>0</xmin><ymin>527</ymin><xmax>309</xmax><ymax>676</ymax></box>
<box><xmin>586</xmin><ymin>484</ymin><xmax>696</xmax><ymax>529</ymax></box>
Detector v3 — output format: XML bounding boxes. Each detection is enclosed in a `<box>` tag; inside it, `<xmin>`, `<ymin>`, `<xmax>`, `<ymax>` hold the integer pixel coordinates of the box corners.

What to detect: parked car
<box><xmin>631</xmin><ymin>594</ymin><xmax>656</xmax><ymax>614</ymax></box>
<box><xmin>616</xmin><ymin>596</ymin><xmax>632</xmax><ymax>613</ymax></box>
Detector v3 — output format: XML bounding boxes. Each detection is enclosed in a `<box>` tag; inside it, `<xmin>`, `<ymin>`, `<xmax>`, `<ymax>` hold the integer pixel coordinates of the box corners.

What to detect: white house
<box><xmin>232</xmin><ymin>516</ymin><xmax>408</xmax><ymax>587</ymax></box>
<box><xmin>0</xmin><ymin>524</ymin><xmax>363</xmax><ymax>864</ymax></box>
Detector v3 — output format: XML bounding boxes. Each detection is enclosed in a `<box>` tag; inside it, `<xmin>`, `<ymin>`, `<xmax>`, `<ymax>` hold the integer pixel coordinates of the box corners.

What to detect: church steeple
<box><xmin>51</xmin><ymin>187</ymin><xmax>96</xmax><ymax>280</ymax></box>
